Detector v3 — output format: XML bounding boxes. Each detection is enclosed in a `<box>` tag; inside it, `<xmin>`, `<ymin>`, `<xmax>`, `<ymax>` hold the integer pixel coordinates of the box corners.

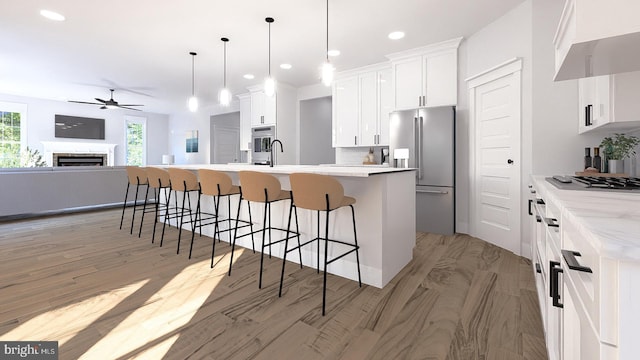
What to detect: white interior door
<box><xmin>212</xmin><ymin>126</ymin><xmax>240</xmax><ymax>164</ymax></box>
<box><xmin>468</xmin><ymin>59</ymin><xmax>522</xmax><ymax>255</ymax></box>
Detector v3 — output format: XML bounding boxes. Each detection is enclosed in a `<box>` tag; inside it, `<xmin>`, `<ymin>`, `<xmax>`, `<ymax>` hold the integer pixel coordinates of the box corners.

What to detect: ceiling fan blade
<box><xmin>69</xmin><ymin>100</ymin><xmax>103</xmax><ymax>105</ymax></box>
<box><xmin>118</xmin><ymin>104</ymin><xmax>144</xmax><ymax>107</ymax></box>
<box><xmin>94</xmin><ymin>98</ymin><xmax>108</xmax><ymax>103</ymax></box>
<box><xmin>117</xmin><ymin>106</ymin><xmax>142</xmax><ymax>111</ymax></box>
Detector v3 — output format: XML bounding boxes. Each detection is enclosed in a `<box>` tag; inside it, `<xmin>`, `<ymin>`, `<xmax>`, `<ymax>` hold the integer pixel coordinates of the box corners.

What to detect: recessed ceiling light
<box><xmin>327</xmin><ymin>49</ymin><xmax>340</xmax><ymax>57</ymax></box>
<box><xmin>388</xmin><ymin>31</ymin><xmax>405</xmax><ymax>40</ymax></box>
<box><xmin>280</xmin><ymin>63</ymin><xmax>292</xmax><ymax>70</ymax></box>
<box><xmin>243</xmin><ymin>74</ymin><xmax>255</xmax><ymax>80</ymax></box>
<box><xmin>40</xmin><ymin>9</ymin><xmax>65</xmax><ymax>21</ymax></box>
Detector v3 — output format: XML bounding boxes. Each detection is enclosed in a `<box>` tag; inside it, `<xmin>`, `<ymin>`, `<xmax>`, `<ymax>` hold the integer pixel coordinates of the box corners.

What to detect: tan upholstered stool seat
<box><xmin>279</xmin><ymin>172</ymin><xmax>362</xmax><ymax>316</ymax></box>
<box><xmin>197</xmin><ymin>169</ymin><xmax>252</xmax><ymax>268</ymax></box>
<box><xmin>228</xmin><ymin>171</ymin><xmax>300</xmax><ymax>289</ymax></box>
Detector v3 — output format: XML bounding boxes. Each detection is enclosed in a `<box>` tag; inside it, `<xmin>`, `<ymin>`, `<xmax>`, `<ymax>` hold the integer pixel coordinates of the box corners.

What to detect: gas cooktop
<box><xmin>546</xmin><ymin>175</ymin><xmax>640</xmax><ymax>192</ymax></box>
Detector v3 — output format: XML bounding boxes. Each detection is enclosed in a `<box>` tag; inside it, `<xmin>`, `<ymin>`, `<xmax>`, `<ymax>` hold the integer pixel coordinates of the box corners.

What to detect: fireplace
<box><xmin>55</xmin><ymin>154</ymin><xmax>106</xmax><ymax>167</ymax></box>
<box><xmin>42</xmin><ymin>142</ymin><xmax>117</xmax><ymax>167</ymax></box>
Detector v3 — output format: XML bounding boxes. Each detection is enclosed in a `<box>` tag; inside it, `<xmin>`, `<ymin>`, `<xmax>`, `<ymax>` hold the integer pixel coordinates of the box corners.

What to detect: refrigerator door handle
<box><xmin>416</xmin><ymin>189</ymin><xmax>449</xmax><ymax>194</ymax></box>
<box><xmin>414</xmin><ymin>117</ymin><xmax>420</xmax><ymax>180</ymax></box>
<box><xmin>418</xmin><ymin>116</ymin><xmax>424</xmax><ymax>180</ymax></box>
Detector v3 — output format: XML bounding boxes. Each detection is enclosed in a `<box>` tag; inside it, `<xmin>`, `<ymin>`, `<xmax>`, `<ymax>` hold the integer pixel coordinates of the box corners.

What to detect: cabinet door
<box><xmin>333</xmin><ymin>77</ymin><xmax>359</xmax><ymax>147</ymax></box>
<box><xmin>359</xmin><ymin>72</ymin><xmax>377</xmax><ymax>147</ymax></box>
<box><xmin>250</xmin><ymin>91</ymin><xmax>265</xmax><ymax>127</ymax></box>
<box><xmin>263</xmin><ymin>93</ymin><xmax>277</xmax><ymax>126</ymax></box>
<box><xmin>424</xmin><ymin>50</ymin><xmax>457</xmax><ymax>106</ymax></box>
<box><xmin>593</xmin><ymin>75</ymin><xmax>610</xmax><ymax>127</ymax></box>
<box><xmin>378</xmin><ymin>68</ymin><xmax>393</xmax><ymax>146</ymax></box>
<box><xmin>578</xmin><ymin>77</ymin><xmax>596</xmax><ymax>134</ymax></box>
<box><xmin>393</xmin><ymin>57</ymin><xmax>422</xmax><ymax>109</ymax></box>
<box><xmin>238</xmin><ymin>94</ymin><xmax>251</xmax><ymax>150</ymax></box>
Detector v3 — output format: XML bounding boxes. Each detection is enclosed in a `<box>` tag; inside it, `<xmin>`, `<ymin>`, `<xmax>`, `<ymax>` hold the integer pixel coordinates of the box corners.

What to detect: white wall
<box><xmin>457</xmin><ymin>1</ymin><xmax>533</xmax><ymax>244</ymax></box>
<box><xmin>0</xmin><ymin>93</ymin><xmax>169</xmax><ymax>166</ymax></box>
<box><xmin>296</xmin><ymin>83</ymin><xmax>332</xmax><ymax>164</ymax></box>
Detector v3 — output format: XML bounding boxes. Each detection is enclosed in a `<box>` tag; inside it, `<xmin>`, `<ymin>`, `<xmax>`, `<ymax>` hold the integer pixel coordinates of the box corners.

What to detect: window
<box><xmin>0</xmin><ymin>102</ymin><xmax>27</xmax><ymax>168</ymax></box>
<box><xmin>125</xmin><ymin>116</ymin><xmax>146</xmax><ymax>166</ymax></box>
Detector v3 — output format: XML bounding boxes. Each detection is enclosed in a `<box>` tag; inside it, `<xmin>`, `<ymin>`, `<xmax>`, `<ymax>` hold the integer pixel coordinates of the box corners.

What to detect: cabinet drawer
<box><xmin>561</xmin><ymin>213</ymin><xmax>618</xmax><ymax>345</ymax></box>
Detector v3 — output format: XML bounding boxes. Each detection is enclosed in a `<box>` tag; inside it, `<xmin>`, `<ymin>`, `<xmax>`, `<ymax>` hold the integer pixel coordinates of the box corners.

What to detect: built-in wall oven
<box><xmin>252</xmin><ymin>126</ymin><xmax>275</xmax><ymax>165</ymax></box>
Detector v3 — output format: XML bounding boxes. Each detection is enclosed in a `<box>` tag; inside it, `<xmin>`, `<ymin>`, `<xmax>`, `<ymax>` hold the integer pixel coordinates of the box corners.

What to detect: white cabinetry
<box><xmin>387</xmin><ymin>37</ymin><xmax>461</xmax><ymax>109</ymax></box>
<box><xmin>332</xmin><ymin>64</ymin><xmax>393</xmax><ymax>147</ymax></box>
<box><xmin>578</xmin><ymin>71</ymin><xmax>640</xmax><ymax>134</ymax></box>
<box><xmin>333</xmin><ymin>76</ymin><xmax>359</xmax><ymax>147</ymax></box>
<box><xmin>237</xmin><ymin>93</ymin><xmax>251</xmax><ymax>151</ymax></box>
<box><xmin>249</xmin><ymin>88</ymin><xmax>276</xmax><ymax>127</ymax></box>
<box><xmin>554</xmin><ymin>0</ymin><xmax>640</xmax><ymax>80</ymax></box>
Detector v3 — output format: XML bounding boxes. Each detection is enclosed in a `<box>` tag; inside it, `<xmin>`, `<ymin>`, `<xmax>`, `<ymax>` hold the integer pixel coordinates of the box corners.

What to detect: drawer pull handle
<box><xmin>550</xmin><ymin>261</ymin><xmax>563</xmax><ymax>308</ymax></box>
<box><xmin>528</xmin><ymin>199</ymin><xmax>533</xmax><ymax>215</ymax></box>
<box><xmin>561</xmin><ymin>250</ymin><xmax>593</xmax><ymax>273</ymax></box>
<box><xmin>535</xmin><ymin>263</ymin><xmax>541</xmax><ymax>274</ymax></box>
<box><xmin>543</xmin><ymin>217</ymin><xmax>559</xmax><ymax>227</ymax></box>
<box><xmin>535</xmin><ymin>215</ymin><xmax>542</xmax><ymax>223</ymax></box>
<box><xmin>536</xmin><ymin>199</ymin><xmax>545</xmax><ymax>205</ymax></box>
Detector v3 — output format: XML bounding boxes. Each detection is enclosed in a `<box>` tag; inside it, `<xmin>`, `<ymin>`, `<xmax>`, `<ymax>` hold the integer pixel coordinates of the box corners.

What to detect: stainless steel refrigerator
<box><xmin>389</xmin><ymin>106</ymin><xmax>455</xmax><ymax>235</ymax></box>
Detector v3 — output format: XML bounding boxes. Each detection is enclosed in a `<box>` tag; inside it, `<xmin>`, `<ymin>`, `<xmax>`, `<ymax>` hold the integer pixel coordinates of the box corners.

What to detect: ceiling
<box><xmin>0</xmin><ymin>0</ymin><xmax>525</xmax><ymax>115</ymax></box>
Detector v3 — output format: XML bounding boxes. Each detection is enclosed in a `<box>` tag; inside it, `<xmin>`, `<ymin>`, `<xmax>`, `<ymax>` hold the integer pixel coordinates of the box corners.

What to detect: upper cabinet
<box><xmin>248</xmin><ymin>87</ymin><xmax>276</xmax><ymax>127</ymax></box>
<box><xmin>387</xmin><ymin>37</ymin><xmax>461</xmax><ymax>110</ymax></box>
<box><xmin>578</xmin><ymin>70</ymin><xmax>640</xmax><ymax>133</ymax></box>
<box><xmin>554</xmin><ymin>0</ymin><xmax>640</xmax><ymax>81</ymax></box>
<box><xmin>332</xmin><ymin>64</ymin><xmax>393</xmax><ymax>148</ymax></box>
<box><xmin>237</xmin><ymin>93</ymin><xmax>252</xmax><ymax>151</ymax></box>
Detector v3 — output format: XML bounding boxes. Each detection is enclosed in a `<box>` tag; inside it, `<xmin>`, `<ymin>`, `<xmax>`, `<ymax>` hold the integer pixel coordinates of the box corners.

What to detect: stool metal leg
<box><xmin>351</xmin><ymin>205</ymin><xmax>362</xmax><ymax>287</ymax></box>
<box><xmin>188</xmin><ymin>191</ymin><xmax>202</xmax><ymax>259</ymax></box>
<box><xmin>119</xmin><ymin>183</ymin><xmax>130</xmax><ymax>229</ymax></box>
<box><xmin>258</xmin><ymin>201</ymin><xmax>269</xmax><ymax>289</ymax></box>
<box><xmin>138</xmin><ymin>185</ymin><xmax>151</xmax><ymax>238</ymax></box>
<box><xmin>322</xmin><ymin>207</ymin><xmax>330</xmax><ymax>316</ymax></box>
<box><xmin>317</xmin><ymin>210</ymin><xmax>321</xmax><ymax>273</ymax></box>
<box><xmin>176</xmin><ymin>189</ymin><xmax>188</xmax><ymax>254</ymax></box>
<box><xmin>130</xmin><ymin>182</ymin><xmax>141</xmax><ymax>234</ymax></box>
<box><xmin>160</xmin><ymin>189</ymin><xmax>173</xmax><ymax>247</ymax></box>
<box><xmin>247</xmin><ymin>201</ymin><xmax>255</xmax><ymax>253</ymax></box>
<box><xmin>228</xmin><ymin>196</ymin><xmax>244</xmax><ymax>273</ymax></box>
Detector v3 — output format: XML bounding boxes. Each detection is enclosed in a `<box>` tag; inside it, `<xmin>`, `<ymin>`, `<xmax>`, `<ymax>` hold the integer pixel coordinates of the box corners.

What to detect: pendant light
<box><xmin>219</xmin><ymin>37</ymin><xmax>231</xmax><ymax>106</ymax></box>
<box><xmin>321</xmin><ymin>0</ymin><xmax>334</xmax><ymax>87</ymax></box>
<box><xmin>264</xmin><ymin>17</ymin><xmax>276</xmax><ymax>97</ymax></box>
<box><xmin>187</xmin><ymin>51</ymin><xmax>198</xmax><ymax>112</ymax></box>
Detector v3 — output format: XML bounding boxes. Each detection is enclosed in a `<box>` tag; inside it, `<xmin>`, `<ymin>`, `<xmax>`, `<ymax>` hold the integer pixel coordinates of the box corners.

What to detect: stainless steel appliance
<box><xmin>251</xmin><ymin>126</ymin><xmax>275</xmax><ymax>165</ymax></box>
<box><xmin>547</xmin><ymin>175</ymin><xmax>640</xmax><ymax>192</ymax></box>
<box><xmin>389</xmin><ymin>106</ymin><xmax>455</xmax><ymax>235</ymax></box>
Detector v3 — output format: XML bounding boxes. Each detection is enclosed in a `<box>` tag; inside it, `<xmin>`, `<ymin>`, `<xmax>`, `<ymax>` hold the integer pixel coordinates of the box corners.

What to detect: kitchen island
<box><xmin>165</xmin><ymin>164</ymin><xmax>416</xmax><ymax>288</ymax></box>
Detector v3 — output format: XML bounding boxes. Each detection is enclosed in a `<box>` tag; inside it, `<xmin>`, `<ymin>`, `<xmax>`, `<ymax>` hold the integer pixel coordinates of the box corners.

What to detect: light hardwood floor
<box><xmin>0</xmin><ymin>209</ymin><xmax>547</xmax><ymax>360</ymax></box>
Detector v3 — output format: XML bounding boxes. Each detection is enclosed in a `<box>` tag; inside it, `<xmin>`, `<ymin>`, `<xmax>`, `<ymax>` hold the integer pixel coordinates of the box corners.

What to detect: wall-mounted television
<box><xmin>55</xmin><ymin>115</ymin><xmax>105</xmax><ymax>140</ymax></box>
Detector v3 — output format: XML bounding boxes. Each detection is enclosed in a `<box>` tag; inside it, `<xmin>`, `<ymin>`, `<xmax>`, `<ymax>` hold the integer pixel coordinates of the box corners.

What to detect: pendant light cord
<box><xmin>326</xmin><ymin>0</ymin><xmax>329</xmax><ymax>63</ymax></box>
<box><xmin>223</xmin><ymin>41</ymin><xmax>227</xmax><ymax>87</ymax></box>
<box><xmin>191</xmin><ymin>53</ymin><xmax>195</xmax><ymax>96</ymax></box>
<box><xmin>268</xmin><ymin>21</ymin><xmax>271</xmax><ymax>76</ymax></box>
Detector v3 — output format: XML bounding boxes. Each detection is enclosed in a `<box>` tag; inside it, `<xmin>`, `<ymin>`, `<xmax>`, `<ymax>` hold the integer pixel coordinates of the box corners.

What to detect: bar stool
<box><xmin>119</xmin><ymin>166</ymin><xmax>149</xmax><ymax>234</ymax></box>
<box><xmin>229</xmin><ymin>171</ymin><xmax>301</xmax><ymax>289</ymax></box>
<box><xmin>142</xmin><ymin>167</ymin><xmax>175</xmax><ymax>242</ymax></box>
<box><xmin>195</xmin><ymin>169</ymin><xmax>253</xmax><ymax>267</ymax></box>
<box><xmin>279</xmin><ymin>172</ymin><xmax>362</xmax><ymax>316</ymax></box>
<box><xmin>164</xmin><ymin>168</ymin><xmax>215</xmax><ymax>255</ymax></box>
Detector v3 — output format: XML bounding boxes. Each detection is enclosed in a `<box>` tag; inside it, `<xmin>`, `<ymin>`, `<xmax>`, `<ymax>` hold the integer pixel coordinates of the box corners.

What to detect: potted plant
<box><xmin>600</xmin><ymin>133</ymin><xmax>640</xmax><ymax>174</ymax></box>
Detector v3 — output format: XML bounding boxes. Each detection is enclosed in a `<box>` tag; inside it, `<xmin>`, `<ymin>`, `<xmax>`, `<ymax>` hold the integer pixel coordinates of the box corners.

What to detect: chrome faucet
<box><xmin>269</xmin><ymin>139</ymin><xmax>283</xmax><ymax>167</ymax></box>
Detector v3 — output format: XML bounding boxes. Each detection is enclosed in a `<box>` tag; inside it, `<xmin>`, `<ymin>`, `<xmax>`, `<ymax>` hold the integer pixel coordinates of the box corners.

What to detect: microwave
<box><xmin>252</xmin><ymin>126</ymin><xmax>275</xmax><ymax>162</ymax></box>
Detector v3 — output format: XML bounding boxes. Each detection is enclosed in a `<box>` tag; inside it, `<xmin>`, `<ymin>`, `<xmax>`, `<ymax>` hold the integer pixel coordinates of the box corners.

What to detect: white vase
<box><xmin>608</xmin><ymin>159</ymin><xmax>624</xmax><ymax>174</ymax></box>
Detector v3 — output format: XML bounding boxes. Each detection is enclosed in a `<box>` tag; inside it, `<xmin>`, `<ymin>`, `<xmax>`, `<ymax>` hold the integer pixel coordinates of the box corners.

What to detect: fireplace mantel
<box><xmin>42</xmin><ymin>141</ymin><xmax>117</xmax><ymax>166</ymax></box>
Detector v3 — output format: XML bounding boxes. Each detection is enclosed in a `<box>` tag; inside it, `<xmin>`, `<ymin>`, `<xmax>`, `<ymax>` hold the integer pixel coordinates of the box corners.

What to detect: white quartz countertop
<box><xmin>531</xmin><ymin>175</ymin><xmax>640</xmax><ymax>261</ymax></box>
<box><xmin>163</xmin><ymin>164</ymin><xmax>416</xmax><ymax>177</ymax></box>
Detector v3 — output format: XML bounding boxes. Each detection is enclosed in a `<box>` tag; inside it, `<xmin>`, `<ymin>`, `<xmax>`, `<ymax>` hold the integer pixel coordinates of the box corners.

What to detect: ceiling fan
<box><xmin>69</xmin><ymin>89</ymin><xmax>144</xmax><ymax>111</ymax></box>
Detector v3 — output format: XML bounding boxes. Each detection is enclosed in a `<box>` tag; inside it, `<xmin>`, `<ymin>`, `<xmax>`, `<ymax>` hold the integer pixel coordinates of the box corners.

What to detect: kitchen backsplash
<box><xmin>335</xmin><ymin>146</ymin><xmax>389</xmax><ymax>165</ymax></box>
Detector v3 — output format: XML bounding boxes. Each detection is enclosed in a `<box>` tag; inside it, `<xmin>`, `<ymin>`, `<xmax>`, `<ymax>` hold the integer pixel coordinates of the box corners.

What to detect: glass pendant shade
<box><xmin>188</xmin><ymin>96</ymin><xmax>198</xmax><ymax>112</ymax></box>
<box><xmin>219</xmin><ymin>88</ymin><xmax>231</xmax><ymax>106</ymax></box>
<box><xmin>321</xmin><ymin>61</ymin><xmax>334</xmax><ymax>87</ymax></box>
<box><xmin>264</xmin><ymin>77</ymin><xmax>276</xmax><ymax>97</ymax></box>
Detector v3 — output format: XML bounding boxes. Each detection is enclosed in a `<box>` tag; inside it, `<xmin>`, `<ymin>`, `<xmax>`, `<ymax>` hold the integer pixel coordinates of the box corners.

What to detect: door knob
<box><xmin>507</xmin><ymin>159</ymin><xmax>514</xmax><ymax>164</ymax></box>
